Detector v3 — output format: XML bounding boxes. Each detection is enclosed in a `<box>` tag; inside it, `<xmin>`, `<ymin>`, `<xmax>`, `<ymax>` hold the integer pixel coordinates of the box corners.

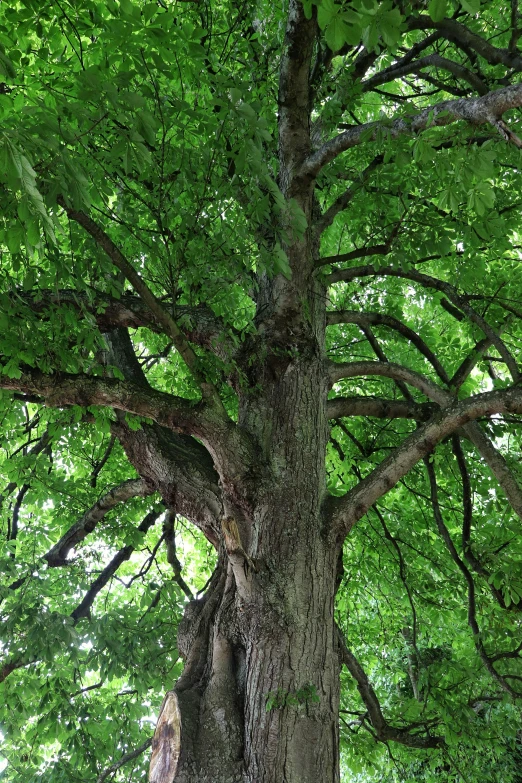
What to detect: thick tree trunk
<box><xmin>150</xmin><ymin>337</ymin><xmax>341</xmax><ymax>782</ymax></box>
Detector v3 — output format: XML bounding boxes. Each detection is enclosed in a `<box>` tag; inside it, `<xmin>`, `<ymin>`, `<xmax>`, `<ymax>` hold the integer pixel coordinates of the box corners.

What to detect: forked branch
<box><xmin>329</xmin><ymin>385</ymin><xmax>522</xmax><ymax>538</ymax></box>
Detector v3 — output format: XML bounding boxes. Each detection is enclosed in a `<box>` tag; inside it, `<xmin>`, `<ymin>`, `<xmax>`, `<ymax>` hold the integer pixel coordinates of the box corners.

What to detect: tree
<box><xmin>1</xmin><ymin>0</ymin><xmax>522</xmax><ymax>780</ymax></box>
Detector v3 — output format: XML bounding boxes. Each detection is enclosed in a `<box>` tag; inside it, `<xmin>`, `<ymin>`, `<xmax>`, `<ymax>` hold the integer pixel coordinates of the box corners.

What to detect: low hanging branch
<box><xmin>72</xmin><ymin>506</ymin><xmax>163</xmax><ymax>621</ymax></box>
<box><xmin>96</xmin><ymin>737</ymin><xmax>153</xmax><ymax>783</ymax></box>
<box><xmin>337</xmin><ymin>628</ymin><xmax>443</xmax><ymax>748</ymax></box>
<box><xmin>425</xmin><ymin>458</ymin><xmax>522</xmax><ymax>698</ymax></box>
<box><xmin>0</xmin><ymin>366</ymin><xmax>206</xmax><ymax>434</ymax></box>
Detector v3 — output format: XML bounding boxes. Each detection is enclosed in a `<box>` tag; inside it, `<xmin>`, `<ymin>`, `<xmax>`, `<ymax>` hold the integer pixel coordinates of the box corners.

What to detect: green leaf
<box><xmin>325</xmin><ymin>17</ymin><xmax>349</xmax><ymax>51</ymax></box>
<box><xmin>0</xmin><ymin>50</ymin><xmax>16</xmax><ymax>79</ymax></box>
<box><xmin>317</xmin><ymin>0</ymin><xmax>338</xmax><ymax>30</ymax></box>
<box><xmin>302</xmin><ymin>0</ymin><xmax>314</xmax><ymax>19</ymax></box>
<box><xmin>428</xmin><ymin>0</ymin><xmax>447</xmax><ymax>21</ymax></box>
<box><xmin>461</xmin><ymin>0</ymin><xmax>480</xmax><ymax>12</ymax></box>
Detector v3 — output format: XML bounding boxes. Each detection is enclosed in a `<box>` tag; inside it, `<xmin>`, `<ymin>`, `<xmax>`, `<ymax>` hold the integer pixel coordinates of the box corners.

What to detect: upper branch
<box><xmin>361</xmin><ymin>53</ymin><xmax>488</xmax><ymax>96</ymax></box>
<box><xmin>407</xmin><ymin>16</ymin><xmax>522</xmax><ymax>72</ymax></box>
<box><xmin>278</xmin><ymin>0</ymin><xmax>316</xmax><ymax>189</ymax></box>
<box><xmin>302</xmin><ymin>83</ymin><xmax>522</xmax><ymax>178</ymax></box>
<box><xmin>62</xmin><ymin>204</ymin><xmax>217</xmax><ymax>396</ymax></box>
<box><xmin>327</xmin><ymin>396</ymin><xmax>437</xmax><ymax>421</ymax></box>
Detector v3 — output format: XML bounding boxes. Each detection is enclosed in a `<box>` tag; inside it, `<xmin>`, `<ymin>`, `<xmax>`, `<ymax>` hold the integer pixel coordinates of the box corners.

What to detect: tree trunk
<box><xmin>150</xmin><ymin>330</ymin><xmax>341</xmax><ymax>783</ymax></box>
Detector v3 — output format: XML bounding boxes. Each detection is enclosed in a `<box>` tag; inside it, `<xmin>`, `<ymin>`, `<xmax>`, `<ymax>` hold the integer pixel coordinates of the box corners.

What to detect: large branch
<box><xmin>329</xmin><ymin>360</ymin><xmax>522</xmax><ymax>523</ymax></box>
<box><xmin>44</xmin><ymin>479</ymin><xmax>154</xmax><ymax>567</ymax></box>
<box><xmin>302</xmin><ymin>83</ymin><xmax>522</xmax><ymax>178</ymax></box>
<box><xmin>330</xmin><ymin>359</ymin><xmax>445</xmax><ymax>399</ymax></box>
<box><xmin>327</xmin><ymin>396</ymin><xmax>437</xmax><ymax>421</ymax></box>
<box><xmin>0</xmin><ymin>366</ymin><xmax>202</xmax><ymax>431</ymax></box>
<box><xmin>0</xmin><ymin>366</ymin><xmax>255</xmax><ymax>496</ymax></box>
<box><xmin>113</xmin><ymin>420</ymin><xmax>223</xmax><ymax>546</ymax></box>
<box><xmin>329</xmin><ymin>385</ymin><xmax>522</xmax><ymax>538</ymax></box>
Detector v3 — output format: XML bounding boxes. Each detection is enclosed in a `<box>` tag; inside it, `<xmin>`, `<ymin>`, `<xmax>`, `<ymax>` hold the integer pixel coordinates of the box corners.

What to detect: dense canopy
<box><xmin>1</xmin><ymin>0</ymin><xmax>522</xmax><ymax>781</ymax></box>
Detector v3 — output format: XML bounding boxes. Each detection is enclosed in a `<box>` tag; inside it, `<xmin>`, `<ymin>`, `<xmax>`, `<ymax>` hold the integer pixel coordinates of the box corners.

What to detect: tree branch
<box><xmin>327</xmin><ymin>396</ymin><xmax>437</xmax><ymax>421</ymax></box>
<box><xmin>362</xmin><ymin>53</ymin><xmax>488</xmax><ymax>96</ymax></box>
<box><xmin>96</xmin><ymin>737</ymin><xmax>153</xmax><ymax>783</ymax></box>
<box><xmin>62</xmin><ymin>204</ymin><xmax>217</xmax><ymax>395</ymax></box>
<box><xmin>451</xmin><ymin>435</ymin><xmax>515</xmax><ymax>610</ymax></box>
<box><xmin>314</xmin><ymin>155</ymin><xmax>384</xmax><ymax>235</ymax></box>
<box><xmin>302</xmin><ymin>83</ymin><xmax>522</xmax><ymax>178</ymax></box>
<box><xmin>72</xmin><ymin>507</ymin><xmax>163</xmax><ymax>621</ymax></box>
<box><xmin>0</xmin><ymin>364</ymin><xmax>256</xmax><ymax>500</ymax></box>
<box><xmin>329</xmin><ymin>385</ymin><xmax>522</xmax><ymax>538</ymax></box>
<box><xmin>318</xmin><ymin>243</ymin><xmax>392</xmax><ymax>267</ymax></box>
<box><xmin>425</xmin><ymin>458</ymin><xmax>521</xmax><ymax>697</ymax></box>
<box><xmin>327</xmin><ymin>265</ymin><xmax>519</xmax><ymax>381</ymax></box>
<box><xmin>337</xmin><ymin>628</ymin><xmax>443</xmax><ymax>748</ymax></box>
<box><xmin>103</xmin><ymin>329</ymin><xmax>224</xmax><ymax>544</ymax></box>
<box><xmin>0</xmin><ymin>366</ymin><xmax>203</xmax><ymax>432</ymax></box>
<box><xmin>163</xmin><ymin>511</ymin><xmax>194</xmax><ymax>599</ymax></box>
<box><xmin>19</xmin><ymin>290</ymin><xmax>236</xmax><ymax>357</ymax></box>
<box><xmin>407</xmin><ymin>16</ymin><xmax>522</xmax><ymax>72</ymax></box>
<box><xmin>329</xmin><ymin>359</ymin><xmax>522</xmax><ymax>524</ymax></box>
<box><xmin>327</xmin><ymin>310</ymin><xmax>449</xmax><ymax>383</ymax></box>
<box><xmin>329</xmin><ymin>359</ymin><xmax>445</xmax><ymax>400</ymax></box>
<box><xmin>44</xmin><ymin>479</ymin><xmax>154</xmax><ymax>567</ymax></box>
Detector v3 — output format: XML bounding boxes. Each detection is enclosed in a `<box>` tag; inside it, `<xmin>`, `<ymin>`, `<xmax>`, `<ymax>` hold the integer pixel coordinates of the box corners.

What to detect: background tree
<box><xmin>1</xmin><ymin>0</ymin><xmax>522</xmax><ymax>781</ymax></box>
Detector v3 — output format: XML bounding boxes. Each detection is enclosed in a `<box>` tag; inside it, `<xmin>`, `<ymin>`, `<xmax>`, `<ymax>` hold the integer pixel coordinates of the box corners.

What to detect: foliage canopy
<box><xmin>1</xmin><ymin>0</ymin><xmax>522</xmax><ymax>781</ymax></box>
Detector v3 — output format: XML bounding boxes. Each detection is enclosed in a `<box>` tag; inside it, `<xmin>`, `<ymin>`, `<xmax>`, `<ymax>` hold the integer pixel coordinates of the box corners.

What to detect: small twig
<box><xmin>96</xmin><ymin>738</ymin><xmax>152</xmax><ymax>783</ymax></box>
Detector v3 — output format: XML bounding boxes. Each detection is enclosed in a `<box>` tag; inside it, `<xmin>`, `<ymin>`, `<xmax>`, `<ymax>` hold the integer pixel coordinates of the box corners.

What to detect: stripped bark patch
<box><xmin>149</xmin><ymin>691</ymin><xmax>181</xmax><ymax>783</ymax></box>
